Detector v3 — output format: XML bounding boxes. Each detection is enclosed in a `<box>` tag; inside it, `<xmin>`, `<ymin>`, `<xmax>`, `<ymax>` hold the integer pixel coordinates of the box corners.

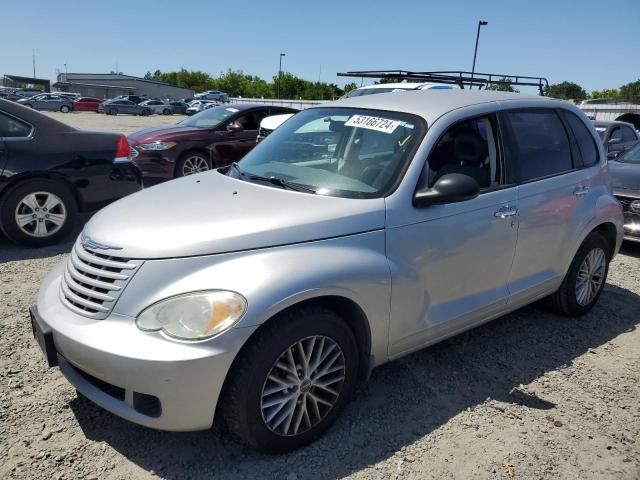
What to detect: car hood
<box><xmin>127</xmin><ymin>124</ymin><xmax>199</xmax><ymax>143</ymax></box>
<box><xmin>609</xmin><ymin>161</ymin><xmax>640</xmax><ymax>195</ymax></box>
<box><xmin>83</xmin><ymin>171</ymin><xmax>385</xmax><ymax>259</ymax></box>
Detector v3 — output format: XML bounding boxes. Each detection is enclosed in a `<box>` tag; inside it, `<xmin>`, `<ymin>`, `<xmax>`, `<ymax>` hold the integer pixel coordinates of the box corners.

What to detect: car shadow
<box><xmin>620</xmin><ymin>240</ymin><xmax>640</xmax><ymax>258</ymax></box>
<box><xmin>68</xmin><ymin>282</ymin><xmax>640</xmax><ymax>480</ymax></box>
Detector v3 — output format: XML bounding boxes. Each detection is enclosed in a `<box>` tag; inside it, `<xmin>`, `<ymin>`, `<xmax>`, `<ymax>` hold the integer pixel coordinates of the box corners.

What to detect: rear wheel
<box><xmin>162</xmin><ymin>108</ymin><xmax>171</xmax><ymax>115</ymax></box>
<box><xmin>141</xmin><ymin>108</ymin><xmax>151</xmax><ymax>116</ymax></box>
<box><xmin>220</xmin><ymin>306</ymin><xmax>359</xmax><ymax>453</ymax></box>
<box><xmin>176</xmin><ymin>152</ymin><xmax>210</xmax><ymax>177</ymax></box>
<box><xmin>60</xmin><ymin>105</ymin><xmax>70</xmax><ymax>113</ymax></box>
<box><xmin>545</xmin><ymin>232</ymin><xmax>610</xmax><ymax>316</ymax></box>
<box><xmin>0</xmin><ymin>180</ymin><xmax>77</xmax><ymax>247</ymax></box>
<box><xmin>108</xmin><ymin>108</ymin><xmax>117</xmax><ymax>115</ymax></box>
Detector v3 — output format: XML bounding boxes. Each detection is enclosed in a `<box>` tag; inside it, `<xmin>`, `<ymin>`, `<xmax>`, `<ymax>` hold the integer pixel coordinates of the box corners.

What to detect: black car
<box><xmin>0</xmin><ymin>99</ymin><xmax>142</xmax><ymax>247</ymax></box>
<box><xmin>592</xmin><ymin>120</ymin><xmax>639</xmax><ymax>159</ymax></box>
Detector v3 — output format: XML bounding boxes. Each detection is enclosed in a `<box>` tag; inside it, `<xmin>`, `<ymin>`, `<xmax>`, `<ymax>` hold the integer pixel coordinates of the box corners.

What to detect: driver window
<box><xmin>427</xmin><ymin>115</ymin><xmax>501</xmax><ymax>190</ymax></box>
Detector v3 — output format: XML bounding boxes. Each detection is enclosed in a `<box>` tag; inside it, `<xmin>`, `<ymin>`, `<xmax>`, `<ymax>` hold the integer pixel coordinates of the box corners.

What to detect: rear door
<box><xmin>501</xmin><ymin>108</ymin><xmax>586</xmax><ymax>304</ymax></box>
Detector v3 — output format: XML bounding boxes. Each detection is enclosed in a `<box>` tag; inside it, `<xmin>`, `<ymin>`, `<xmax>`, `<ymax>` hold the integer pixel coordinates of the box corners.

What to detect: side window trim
<box><xmin>0</xmin><ymin>111</ymin><xmax>35</xmax><ymax>142</ymax></box>
<box><xmin>558</xmin><ymin>109</ymin><xmax>601</xmax><ymax>168</ymax></box>
<box><xmin>499</xmin><ymin>107</ymin><xmax>576</xmax><ymax>185</ymax></box>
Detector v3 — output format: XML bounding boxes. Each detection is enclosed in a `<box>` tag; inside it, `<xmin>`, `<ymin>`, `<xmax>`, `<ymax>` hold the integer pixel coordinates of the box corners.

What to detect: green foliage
<box><xmin>486</xmin><ymin>78</ymin><xmax>519</xmax><ymax>93</ymax></box>
<box><xmin>343</xmin><ymin>82</ymin><xmax>358</xmax><ymax>94</ymax></box>
<box><xmin>148</xmin><ymin>68</ymin><xmax>345</xmax><ymax>100</ymax></box>
<box><xmin>619</xmin><ymin>80</ymin><xmax>640</xmax><ymax>103</ymax></box>
<box><xmin>589</xmin><ymin>88</ymin><xmax>619</xmax><ymax>99</ymax></box>
<box><xmin>545</xmin><ymin>81</ymin><xmax>587</xmax><ymax>101</ymax></box>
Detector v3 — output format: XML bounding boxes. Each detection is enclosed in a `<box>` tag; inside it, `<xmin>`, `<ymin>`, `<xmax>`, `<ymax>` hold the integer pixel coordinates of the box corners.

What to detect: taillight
<box><xmin>114</xmin><ymin>135</ymin><xmax>131</xmax><ymax>163</ymax></box>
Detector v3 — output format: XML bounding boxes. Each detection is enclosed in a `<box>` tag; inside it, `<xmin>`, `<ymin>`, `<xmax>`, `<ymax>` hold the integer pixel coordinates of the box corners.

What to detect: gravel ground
<box><xmin>42</xmin><ymin>111</ymin><xmax>188</xmax><ymax>134</ymax></box>
<box><xmin>0</xmin><ymin>112</ymin><xmax>639</xmax><ymax>479</ymax></box>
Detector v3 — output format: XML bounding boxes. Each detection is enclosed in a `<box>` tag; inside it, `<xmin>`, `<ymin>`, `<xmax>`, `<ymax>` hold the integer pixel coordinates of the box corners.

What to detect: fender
<box><xmin>113</xmin><ymin>230</ymin><xmax>392</xmax><ymax>365</ymax></box>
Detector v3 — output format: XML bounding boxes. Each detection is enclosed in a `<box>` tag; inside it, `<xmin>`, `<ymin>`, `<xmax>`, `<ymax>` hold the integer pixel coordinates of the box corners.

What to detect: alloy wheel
<box><xmin>575</xmin><ymin>247</ymin><xmax>606</xmax><ymax>306</ymax></box>
<box><xmin>260</xmin><ymin>335</ymin><xmax>346</xmax><ymax>437</ymax></box>
<box><xmin>181</xmin><ymin>155</ymin><xmax>209</xmax><ymax>176</ymax></box>
<box><xmin>14</xmin><ymin>191</ymin><xmax>67</xmax><ymax>238</ymax></box>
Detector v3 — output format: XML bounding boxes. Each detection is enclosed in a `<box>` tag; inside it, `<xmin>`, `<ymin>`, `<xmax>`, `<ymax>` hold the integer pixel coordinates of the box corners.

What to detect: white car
<box><xmin>186</xmin><ymin>100</ymin><xmax>217</xmax><ymax>116</ymax></box>
<box><xmin>345</xmin><ymin>82</ymin><xmax>460</xmax><ymax>98</ymax></box>
<box><xmin>257</xmin><ymin>113</ymin><xmax>295</xmax><ymax>142</ymax></box>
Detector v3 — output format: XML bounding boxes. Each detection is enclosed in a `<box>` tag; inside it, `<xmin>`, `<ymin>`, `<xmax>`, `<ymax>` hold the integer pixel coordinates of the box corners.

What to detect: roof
<box><xmin>320</xmin><ymin>89</ymin><xmax>564</xmax><ymax>124</ymax></box>
<box><xmin>53</xmin><ymin>81</ymin><xmax>136</xmax><ymax>91</ymax></box>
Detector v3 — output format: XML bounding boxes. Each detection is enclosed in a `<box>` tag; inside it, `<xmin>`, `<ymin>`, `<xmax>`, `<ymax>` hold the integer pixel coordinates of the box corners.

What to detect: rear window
<box><xmin>563</xmin><ymin>111</ymin><xmax>599</xmax><ymax>167</ymax></box>
<box><xmin>505</xmin><ymin>110</ymin><xmax>573</xmax><ymax>181</ymax></box>
<box><xmin>0</xmin><ymin>112</ymin><xmax>32</xmax><ymax>138</ymax></box>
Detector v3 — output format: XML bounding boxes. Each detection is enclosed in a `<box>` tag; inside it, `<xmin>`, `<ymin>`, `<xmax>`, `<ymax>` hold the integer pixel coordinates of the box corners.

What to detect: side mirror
<box><xmin>227</xmin><ymin>122</ymin><xmax>244</xmax><ymax>133</ymax></box>
<box><xmin>413</xmin><ymin>173</ymin><xmax>480</xmax><ymax>207</ymax></box>
<box><xmin>608</xmin><ymin>137</ymin><xmax>621</xmax><ymax>145</ymax></box>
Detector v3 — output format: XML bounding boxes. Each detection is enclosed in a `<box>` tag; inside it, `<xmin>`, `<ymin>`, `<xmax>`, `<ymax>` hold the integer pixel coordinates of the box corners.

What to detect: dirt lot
<box><xmin>41</xmin><ymin>111</ymin><xmax>188</xmax><ymax>135</ymax></box>
<box><xmin>0</xmin><ymin>112</ymin><xmax>639</xmax><ymax>479</ymax></box>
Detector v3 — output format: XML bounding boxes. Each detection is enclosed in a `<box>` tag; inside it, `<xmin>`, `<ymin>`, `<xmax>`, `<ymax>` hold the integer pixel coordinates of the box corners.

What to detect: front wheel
<box><xmin>545</xmin><ymin>232</ymin><xmax>610</xmax><ymax>316</ymax></box>
<box><xmin>141</xmin><ymin>109</ymin><xmax>151</xmax><ymax>116</ymax></box>
<box><xmin>0</xmin><ymin>180</ymin><xmax>77</xmax><ymax>247</ymax></box>
<box><xmin>60</xmin><ymin>105</ymin><xmax>70</xmax><ymax>113</ymax></box>
<box><xmin>220</xmin><ymin>306</ymin><xmax>359</xmax><ymax>453</ymax></box>
<box><xmin>162</xmin><ymin>108</ymin><xmax>171</xmax><ymax>115</ymax></box>
<box><xmin>176</xmin><ymin>153</ymin><xmax>210</xmax><ymax>177</ymax></box>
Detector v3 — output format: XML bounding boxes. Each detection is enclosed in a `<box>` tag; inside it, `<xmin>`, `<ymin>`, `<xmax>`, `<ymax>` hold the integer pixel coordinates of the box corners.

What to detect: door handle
<box><xmin>494</xmin><ymin>206</ymin><xmax>519</xmax><ymax>218</ymax></box>
<box><xmin>573</xmin><ymin>186</ymin><xmax>590</xmax><ymax>196</ymax></box>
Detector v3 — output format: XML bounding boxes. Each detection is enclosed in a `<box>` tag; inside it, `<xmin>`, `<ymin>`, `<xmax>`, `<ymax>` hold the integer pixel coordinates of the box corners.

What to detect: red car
<box><xmin>128</xmin><ymin>103</ymin><xmax>297</xmax><ymax>182</ymax></box>
<box><xmin>72</xmin><ymin>97</ymin><xmax>104</xmax><ymax>112</ymax></box>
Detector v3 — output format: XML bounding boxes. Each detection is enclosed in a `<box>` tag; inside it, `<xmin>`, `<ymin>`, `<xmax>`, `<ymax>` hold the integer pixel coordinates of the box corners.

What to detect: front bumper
<box><xmin>128</xmin><ymin>147</ymin><xmax>177</xmax><ymax>180</ymax></box>
<box><xmin>614</xmin><ymin>194</ymin><xmax>640</xmax><ymax>242</ymax></box>
<box><xmin>33</xmin><ymin>260</ymin><xmax>256</xmax><ymax>431</ymax></box>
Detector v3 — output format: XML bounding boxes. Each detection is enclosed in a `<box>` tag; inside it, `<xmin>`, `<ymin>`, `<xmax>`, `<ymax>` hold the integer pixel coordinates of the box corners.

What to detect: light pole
<box><xmin>471</xmin><ymin>20</ymin><xmax>488</xmax><ymax>88</ymax></box>
<box><xmin>277</xmin><ymin>53</ymin><xmax>286</xmax><ymax>99</ymax></box>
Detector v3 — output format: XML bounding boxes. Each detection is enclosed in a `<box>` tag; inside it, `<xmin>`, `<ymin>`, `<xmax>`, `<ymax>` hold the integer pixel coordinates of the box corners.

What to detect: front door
<box><xmin>213</xmin><ymin>109</ymin><xmax>270</xmax><ymax>165</ymax></box>
<box><xmin>386</xmin><ymin>113</ymin><xmax>519</xmax><ymax>357</ymax></box>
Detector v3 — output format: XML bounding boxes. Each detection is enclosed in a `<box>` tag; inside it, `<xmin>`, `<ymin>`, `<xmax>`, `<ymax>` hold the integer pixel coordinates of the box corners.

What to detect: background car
<box><xmin>168</xmin><ymin>101</ymin><xmax>189</xmax><ymax>114</ymax></box>
<box><xmin>111</xmin><ymin>94</ymin><xmax>148</xmax><ymax>104</ymax></box>
<box><xmin>0</xmin><ymin>99</ymin><xmax>142</xmax><ymax>246</ymax></box>
<box><xmin>609</xmin><ymin>142</ymin><xmax>640</xmax><ymax>242</ymax></box>
<box><xmin>194</xmin><ymin>90</ymin><xmax>228</xmax><ymax>102</ymax></box>
<box><xmin>139</xmin><ymin>99</ymin><xmax>173</xmax><ymax>115</ymax></box>
<box><xmin>13</xmin><ymin>88</ymin><xmax>42</xmax><ymax>98</ymax></box>
<box><xmin>127</xmin><ymin>104</ymin><xmax>297</xmax><ymax>181</ymax></box>
<box><xmin>17</xmin><ymin>94</ymin><xmax>74</xmax><ymax>113</ymax></box>
<box><xmin>185</xmin><ymin>100</ymin><xmax>218</xmax><ymax>115</ymax></box>
<box><xmin>99</xmin><ymin>99</ymin><xmax>152</xmax><ymax>116</ymax></box>
<box><xmin>257</xmin><ymin>113</ymin><xmax>294</xmax><ymax>143</ymax></box>
<box><xmin>72</xmin><ymin>97</ymin><xmax>104</xmax><ymax>112</ymax></box>
<box><xmin>592</xmin><ymin>120</ymin><xmax>639</xmax><ymax>159</ymax></box>
<box><xmin>344</xmin><ymin>82</ymin><xmax>461</xmax><ymax>98</ymax></box>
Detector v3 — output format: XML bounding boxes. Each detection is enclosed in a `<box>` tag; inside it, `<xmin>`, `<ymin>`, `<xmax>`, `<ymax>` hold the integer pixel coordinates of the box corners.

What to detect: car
<box><xmin>168</xmin><ymin>101</ymin><xmax>189</xmax><ymax>115</ymax></box>
<box><xmin>53</xmin><ymin>92</ymin><xmax>81</xmax><ymax>100</ymax></box>
<box><xmin>344</xmin><ymin>82</ymin><xmax>461</xmax><ymax>98</ymax></box>
<box><xmin>111</xmin><ymin>94</ymin><xmax>148</xmax><ymax>104</ymax></box>
<box><xmin>30</xmin><ymin>90</ymin><xmax>623</xmax><ymax>453</ymax></box>
<box><xmin>257</xmin><ymin>113</ymin><xmax>294</xmax><ymax>143</ymax></box>
<box><xmin>99</xmin><ymin>99</ymin><xmax>152</xmax><ymax>116</ymax></box>
<box><xmin>0</xmin><ymin>99</ymin><xmax>142</xmax><ymax>246</ymax></box>
<box><xmin>17</xmin><ymin>94</ymin><xmax>74</xmax><ymax>113</ymax></box>
<box><xmin>72</xmin><ymin>97</ymin><xmax>104</xmax><ymax>112</ymax></box>
<box><xmin>608</xmin><ymin>142</ymin><xmax>640</xmax><ymax>242</ymax></box>
<box><xmin>194</xmin><ymin>90</ymin><xmax>229</xmax><ymax>102</ymax></box>
<box><xmin>185</xmin><ymin>100</ymin><xmax>217</xmax><ymax>115</ymax></box>
<box><xmin>138</xmin><ymin>99</ymin><xmax>173</xmax><ymax>115</ymax></box>
<box><xmin>128</xmin><ymin>104</ymin><xmax>297</xmax><ymax>181</ymax></box>
<box><xmin>592</xmin><ymin>120</ymin><xmax>639</xmax><ymax>159</ymax></box>
<box><xmin>13</xmin><ymin>88</ymin><xmax>43</xmax><ymax>98</ymax></box>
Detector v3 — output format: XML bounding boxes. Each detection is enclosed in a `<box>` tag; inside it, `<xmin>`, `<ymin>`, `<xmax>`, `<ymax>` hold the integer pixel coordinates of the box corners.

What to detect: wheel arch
<box><xmin>0</xmin><ymin>172</ymin><xmax>82</xmax><ymax>212</ymax></box>
<box><xmin>591</xmin><ymin>221</ymin><xmax>618</xmax><ymax>259</ymax></box>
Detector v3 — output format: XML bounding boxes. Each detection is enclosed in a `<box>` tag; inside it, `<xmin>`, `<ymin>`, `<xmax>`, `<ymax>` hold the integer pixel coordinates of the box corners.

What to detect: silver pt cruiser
<box><xmin>31</xmin><ymin>90</ymin><xmax>624</xmax><ymax>453</ymax></box>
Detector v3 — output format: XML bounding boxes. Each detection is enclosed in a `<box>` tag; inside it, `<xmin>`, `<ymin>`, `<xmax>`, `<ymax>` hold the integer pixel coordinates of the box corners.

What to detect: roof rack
<box><xmin>337</xmin><ymin>70</ymin><xmax>549</xmax><ymax>95</ymax></box>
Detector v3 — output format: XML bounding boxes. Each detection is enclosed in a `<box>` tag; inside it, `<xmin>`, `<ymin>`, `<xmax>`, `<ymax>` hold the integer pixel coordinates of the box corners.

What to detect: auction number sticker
<box><xmin>345</xmin><ymin>115</ymin><xmax>401</xmax><ymax>134</ymax></box>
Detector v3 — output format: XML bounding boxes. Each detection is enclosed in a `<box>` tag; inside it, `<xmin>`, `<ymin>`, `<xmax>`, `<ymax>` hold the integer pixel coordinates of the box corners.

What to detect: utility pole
<box><xmin>471</xmin><ymin>20</ymin><xmax>488</xmax><ymax>88</ymax></box>
<box><xmin>32</xmin><ymin>49</ymin><xmax>36</xmax><ymax>79</ymax></box>
<box><xmin>277</xmin><ymin>53</ymin><xmax>286</xmax><ymax>99</ymax></box>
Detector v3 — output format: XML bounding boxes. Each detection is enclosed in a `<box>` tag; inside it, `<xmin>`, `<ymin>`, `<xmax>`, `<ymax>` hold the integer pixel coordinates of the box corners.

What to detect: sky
<box><xmin>2</xmin><ymin>0</ymin><xmax>639</xmax><ymax>94</ymax></box>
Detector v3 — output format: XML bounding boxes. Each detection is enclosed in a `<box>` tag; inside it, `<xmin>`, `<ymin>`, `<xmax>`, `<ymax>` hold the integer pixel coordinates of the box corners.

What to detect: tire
<box><xmin>545</xmin><ymin>232</ymin><xmax>610</xmax><ymax>316</ymax></box>
<box><xmin>162</xmin><ymin>108</ymin><xmax>171</xmax><ymax>115</ymax></box>
<box><xmin>220</xmin><ymin>305</ymin><xmax>359</xmax><ymax>453</ymax></box>
<box><xmin>60</xmin><ymin>105</ymin><xmax>70</xmax><ymax>113</ymax></box>
<box><xmin>141</xmin><ymin>109</ymin><xmax>151</xmax><ymax>116</ymax></box>
<box><xmin>108</xmin><ymin>108</ymin><xmax>117</xmax><ymax>115</ymax></box>
<box><xmin>0</xmin><ymin>179</ymin><xmax>77</xmax><ymax>247</ymax></box>
<box><xmin>175</xmin><ymin>152</ymin><xmax>211</xmax><ymax>177</ymax></box>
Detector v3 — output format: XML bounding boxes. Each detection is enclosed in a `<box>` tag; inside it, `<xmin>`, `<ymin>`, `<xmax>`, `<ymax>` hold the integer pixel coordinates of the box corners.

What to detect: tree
<box><xmin>590</xmin><ymin>88</ymin><xmax>619</xmax><ymax>99</ymax></box>
<box><xmin>343</xmin><ymin>82</ymin><xmax>358</xmax><ymax>95</ymax></box>
<box><xmin>619</xmin><ymin>80</ymin><xmax>640</xmax><ymax>104</ymax></box>
<box><xmin>486</xmin><ymin>77</ymin><xmax>519</xmax><ymax>93</ymax></box>
<box><xmin>143</xmin><ymin>71</ymin><xmax>152</xmax><ymax>80</ymax></box>
<box><xmin>545</xmin><ymin>81</ymin><xmax>587</xmax><ymax>102</ymax></box>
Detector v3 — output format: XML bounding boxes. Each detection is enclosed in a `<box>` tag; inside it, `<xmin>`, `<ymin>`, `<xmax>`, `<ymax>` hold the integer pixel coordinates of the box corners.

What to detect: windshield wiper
<box><xmin>248</xmin><ymin>173</ymin><xmax>317</xmax><ymax>194</ymax></box>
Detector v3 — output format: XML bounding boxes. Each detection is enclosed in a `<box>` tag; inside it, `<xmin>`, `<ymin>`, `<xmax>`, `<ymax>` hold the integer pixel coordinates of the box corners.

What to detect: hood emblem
<box><xmin>631</xmin><ymin>200</ymin><xmax>640</xmax><ymax>213</ymax></box>
<box><xmin>81</xmin><ymin>232</ymin><xmax>122</xmax><ymax>251</ymax></box>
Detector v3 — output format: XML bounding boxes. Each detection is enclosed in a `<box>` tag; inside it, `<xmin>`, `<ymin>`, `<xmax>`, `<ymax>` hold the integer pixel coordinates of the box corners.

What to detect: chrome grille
<box><xmin>60</xmin><ymin>238</ymin><xmax>142</xmax><ymax>319</ymax></box>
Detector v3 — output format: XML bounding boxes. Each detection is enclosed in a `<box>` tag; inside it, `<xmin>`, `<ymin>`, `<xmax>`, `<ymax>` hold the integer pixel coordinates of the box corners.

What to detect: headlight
<box><xmin>138</xmin><ymin>141</ymin><xmax>176</xmax><ymax>151</ymax></box>
<box><xmin>136</xmin><ymin>291</ymin><xmax>247</xmax><ymax>340</ymax></box>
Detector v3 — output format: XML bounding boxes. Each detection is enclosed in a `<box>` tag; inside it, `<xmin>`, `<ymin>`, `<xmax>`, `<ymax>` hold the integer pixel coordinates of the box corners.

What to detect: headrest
<box><xmin>453</xmin><ymin>131</ymin><xmax>488</xmax><ymax>165</ymax></box>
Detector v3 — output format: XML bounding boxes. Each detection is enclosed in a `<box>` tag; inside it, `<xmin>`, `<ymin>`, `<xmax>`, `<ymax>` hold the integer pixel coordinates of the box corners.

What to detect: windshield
<box><xmin>230</xmin><ymin>107</ymin><xmax>426</xmax><ymax>199</ymax></box>
<box><xmin>179</xmin><ymin>105</ymin><xmax>238</xmax><ymax>128</ymax></box>
<box><xmin>617</xmin><ymin>142</ymin><xmax>640</xmax><ymax>164</ymax></box>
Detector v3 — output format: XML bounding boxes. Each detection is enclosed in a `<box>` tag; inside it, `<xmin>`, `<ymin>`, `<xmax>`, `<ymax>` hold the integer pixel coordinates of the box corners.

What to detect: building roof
<box><xmin>60</xmin><ymin>73</ymin><xmax>192</xmax><ymax>89</ymax></box>
<box><xmin>53</xmin><ymin>81</ymin><xmax>136</xmax><ymax>91</ymax></box>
